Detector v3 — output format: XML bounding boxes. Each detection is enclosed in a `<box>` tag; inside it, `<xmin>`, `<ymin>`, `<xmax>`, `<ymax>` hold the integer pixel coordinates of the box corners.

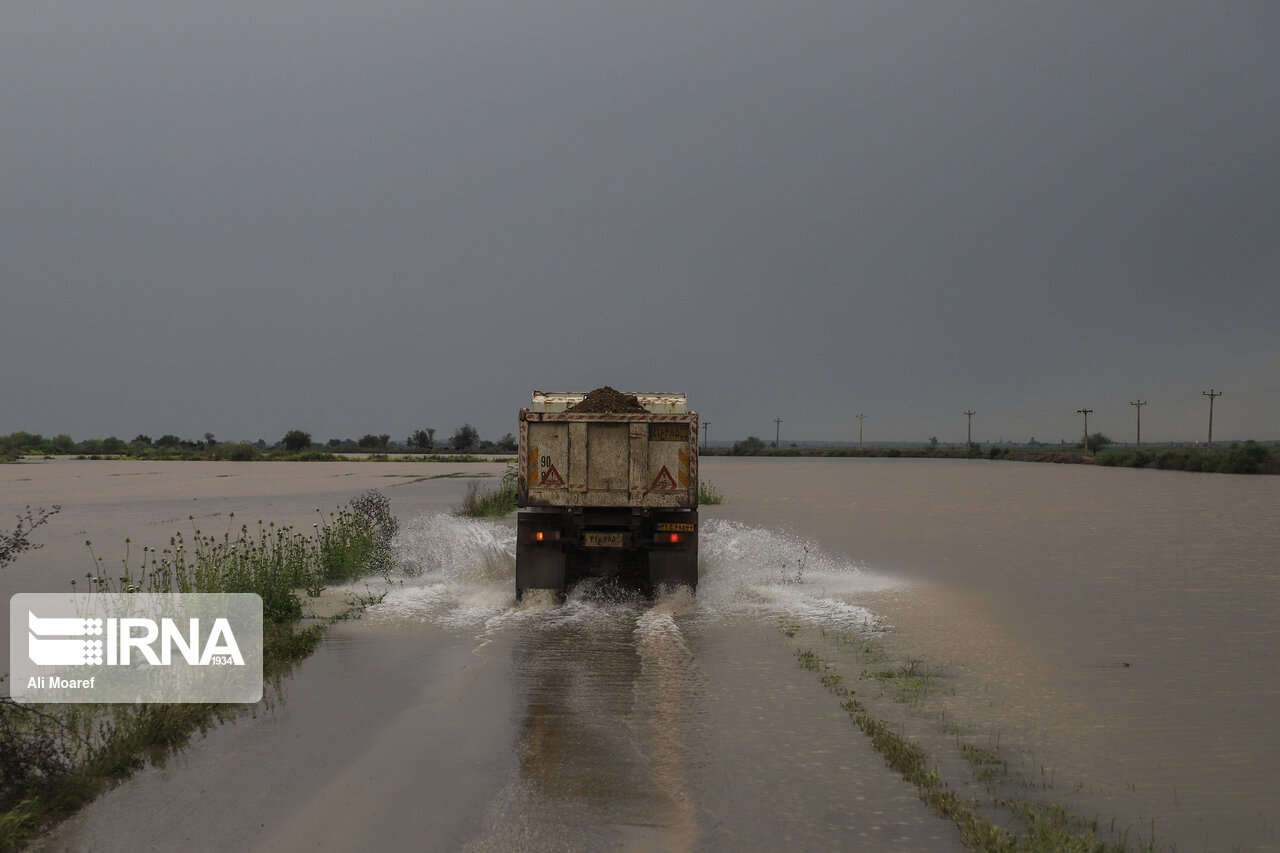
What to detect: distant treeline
<box><xmin>0</xmin><ymin>427</ymin><xmax>517</xmax><ymax>462</ymax></box>
<box><xmin>705</xmin><ymin>437</ymin><xmax>1278</xmax><ymax>474</ymax></box>
<box><xmin>7</xmin><ymin>430</ymin><xmax>1275</xmax><ymax>474</ymax></box>
<box><xmin>1095</xmin><ymin>442</ymin><xmax>1276</xmax><ymax>474</ymax></box>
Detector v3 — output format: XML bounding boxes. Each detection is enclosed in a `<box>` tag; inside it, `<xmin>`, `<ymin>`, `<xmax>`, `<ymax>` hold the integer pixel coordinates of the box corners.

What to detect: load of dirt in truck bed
<box><xmin>567</xmin><ymin>386</ymin><xmax>648</xmax><ymax>414</ymax></box>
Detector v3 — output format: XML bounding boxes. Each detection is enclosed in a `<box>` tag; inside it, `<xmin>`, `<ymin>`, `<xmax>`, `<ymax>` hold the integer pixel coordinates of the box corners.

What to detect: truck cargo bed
<box><xmin>517</xmin><ymin>409</ymin><xmax>698</xmax><ymax>509</ymax></box>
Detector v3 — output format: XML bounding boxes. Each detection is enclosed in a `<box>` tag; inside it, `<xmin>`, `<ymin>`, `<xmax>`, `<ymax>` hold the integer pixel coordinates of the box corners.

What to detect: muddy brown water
<box><xmin>4</xmin><ymin>457</ymin><xmax>1278</xmax><ymax>851</ymax></box>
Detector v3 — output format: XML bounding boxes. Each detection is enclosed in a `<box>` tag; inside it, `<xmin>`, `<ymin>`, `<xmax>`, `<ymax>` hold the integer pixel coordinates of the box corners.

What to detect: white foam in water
<box><xmin>695</xmin><ymin>518</ymin><xmax>896</xmax><ymax>633</ymax></box>
<box><xmin>371</xmin><ymin>513</ymin><xmax>517</xmax><ymax>627</ymax></box>
<box><xmin>396</xmin><ymin>513</ymin><xmax>516</xmax><ymax>582</ymax></box>
<box><xmin>370</xmin><ymin>513</ymin><xmax>899</xmax><ymax>635</ymax></box>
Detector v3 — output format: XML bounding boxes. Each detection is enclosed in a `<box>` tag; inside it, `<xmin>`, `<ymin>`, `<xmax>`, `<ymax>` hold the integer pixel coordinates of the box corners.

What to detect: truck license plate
<box><xmin>583</xmin><ymin>532</ymin><xmax>625</xmax><ymax>548</ymax></box>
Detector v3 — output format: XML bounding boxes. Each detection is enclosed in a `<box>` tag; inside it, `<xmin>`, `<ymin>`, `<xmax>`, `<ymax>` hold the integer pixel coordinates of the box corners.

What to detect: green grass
<box><xmin>793</xmin><ymin>645</ymin><xmax>1158</xmax><ymax>852</ymax></box>
<box><xmin>863</xmin><ymin>656</ymin><xmax>941</xmax><ymax>704</ymax></box>
<box><xmin>962</xmin><ymin>744</ymin><xmax>1009</xmax><ymax>782</ymax></box>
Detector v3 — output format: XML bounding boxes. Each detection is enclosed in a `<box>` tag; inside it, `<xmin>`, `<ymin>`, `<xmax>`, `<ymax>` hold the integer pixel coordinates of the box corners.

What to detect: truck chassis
<box><xmin>515</xmin><ymin>506</ymin><xmax>698</xmax><ymax>599</ymax></box>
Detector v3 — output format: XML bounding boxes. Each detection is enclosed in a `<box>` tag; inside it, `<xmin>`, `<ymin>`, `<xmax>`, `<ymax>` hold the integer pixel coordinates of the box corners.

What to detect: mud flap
<box><xmin>516</xmin><ymin>513</ymin><xmax>566</xmax><ymax>599</ymax></box>
<box><xmin>648</xmin><ymin>548</ymin><xmax>697</xmax><ymax>592</ymax></box>
<box><xmin>515</xmin><ymin>544</ymin><xmax>565</xmax><ymax>599</ymax></box>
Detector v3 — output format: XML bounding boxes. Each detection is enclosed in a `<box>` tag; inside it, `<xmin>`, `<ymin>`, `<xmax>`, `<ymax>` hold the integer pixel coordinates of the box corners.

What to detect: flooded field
<box><xmin>4</xmin><ymin>457</ymin><xmax>1278</xmax><ymax>850</ymax></box>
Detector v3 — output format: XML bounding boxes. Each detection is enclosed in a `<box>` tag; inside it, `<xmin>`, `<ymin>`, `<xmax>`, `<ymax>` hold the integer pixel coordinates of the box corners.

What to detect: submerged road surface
<box><xmin>33</xmin><ymin>514</ymin><xmax>963</xmax><ymax>852</ymax></box>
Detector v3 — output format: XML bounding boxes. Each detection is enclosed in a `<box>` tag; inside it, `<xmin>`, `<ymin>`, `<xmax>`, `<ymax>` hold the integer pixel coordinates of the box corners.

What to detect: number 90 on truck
<box><xmin>515</xmin><ymin>389</ymin><xmax>699</xmax><ymax>600</ymax></box>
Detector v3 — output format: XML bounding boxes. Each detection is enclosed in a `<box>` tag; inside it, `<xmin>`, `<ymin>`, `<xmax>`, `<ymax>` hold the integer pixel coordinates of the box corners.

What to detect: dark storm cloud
<box><xmin>2</xmin><ymin>1</ymin><xmax>1277</xmax><ymax>445</ymax></box>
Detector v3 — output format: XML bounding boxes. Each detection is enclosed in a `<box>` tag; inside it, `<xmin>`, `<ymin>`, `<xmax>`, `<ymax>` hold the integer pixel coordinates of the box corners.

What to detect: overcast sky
<box><xmin>3</xmin><ymin>1</ymin><xmax>1277</xmax><ymax>447</ymax></box>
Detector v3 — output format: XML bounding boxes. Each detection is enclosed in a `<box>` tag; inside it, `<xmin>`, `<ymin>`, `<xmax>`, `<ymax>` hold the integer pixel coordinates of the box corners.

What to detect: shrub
<box><xmin>1079</xmin><ymin>433</ymin><xmax>1113</xmax><ymax>453</ymax></box>
<box><xmin>1099</xmin><ymin>448</ymin><xmax>1153</xmax><ymax>468</ymax></box>
<box><xmin>347</xmin><ymin>489</ymin><xmax>399</xmax><ymax>574</ymax></box>
<box><xmin>211</xmin><ymin>441</ymin><xmax>260</xmax><ymax>462</ymax></box>
<box><xmin>285</xmin><ymin>451</ymin><xmax>339</xmax><ymax>462</ymax></box>
<box><xmin>456</xmin><ymin>466</ymin><xmax>519</xmax><ymax>517</ymax></box>
<box><xmin>1220</xmin><ymin>440</ymin><xmax>1270</xmax><ymax>474</ymax></box>
<box><xmin>1</xmin><ymin>506</ymin><xmax>60</xmax><ymax>570</ymax></box>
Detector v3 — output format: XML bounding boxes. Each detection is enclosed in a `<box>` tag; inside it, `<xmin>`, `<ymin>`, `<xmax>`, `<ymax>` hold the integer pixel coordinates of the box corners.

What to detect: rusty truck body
<box><xmin>515</xmin><ymin>390</ymin><xmax>699</xmax><ymax>599</ymax></box>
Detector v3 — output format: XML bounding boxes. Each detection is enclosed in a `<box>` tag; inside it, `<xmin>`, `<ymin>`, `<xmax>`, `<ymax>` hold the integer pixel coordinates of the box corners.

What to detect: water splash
<box><xmin>696</xmin><ymin>518</ymin><xmax>897</xmax><ymax>633</ymax></box>
<box><xmin>395</xmin><ymin>512</ymin><xmax>515</xmax><ymax>583</ymax></box>
<box><xmin>370</xmin><ymin>513</ymin><xmax>899</xmax><ymax>635</ymax></box>
<box><xmin>370</xmin><ymin>513</ymin><xmax>516</xmax><ymax>627</ymax></box>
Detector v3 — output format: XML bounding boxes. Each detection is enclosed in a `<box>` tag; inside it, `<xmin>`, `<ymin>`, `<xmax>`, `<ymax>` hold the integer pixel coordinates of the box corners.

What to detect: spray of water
<box><xmin>370</xmin><ymin>513</ymin><xmax>900</xmax><ymax>636</ymax></box>
<box><xmin>371</xmin><ymin>513</ymin><xmax>517</xmax><ymax>627</ymax></box>
<box><xmin>696</xmin><ymin>518</ymin><xmax>896</xmax><ymax>633</ymax></box>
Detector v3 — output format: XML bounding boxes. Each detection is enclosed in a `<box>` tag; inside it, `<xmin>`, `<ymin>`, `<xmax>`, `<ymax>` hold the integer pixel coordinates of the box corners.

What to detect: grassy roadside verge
<box><xmin>790</xmin><ymin>636</ymin><xmax>1160</xmax><ymax>852</ymax></box>
<box><xmin>0</xmin><ymin>491</ymin><xmax>399</xmax><ymax>851</ymax></box>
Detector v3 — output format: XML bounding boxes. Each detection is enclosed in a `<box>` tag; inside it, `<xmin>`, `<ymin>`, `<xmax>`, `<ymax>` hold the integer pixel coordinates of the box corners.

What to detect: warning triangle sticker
<box><xmin>539</xmin><ymin>465</ymin><xmax>565</xmax><ymax>488</ymax></box>
<box><xmin>649</xmin><ymin>466</ymin><xmax>677</xmax><ymax>491</ymax></box>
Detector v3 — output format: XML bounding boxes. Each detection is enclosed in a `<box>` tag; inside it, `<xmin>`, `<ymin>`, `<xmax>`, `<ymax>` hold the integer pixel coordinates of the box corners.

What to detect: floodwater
<box><xmin>4</xmin><ymin>457</ymin><xmax>1278</xmax><ymax>851</ymax></box>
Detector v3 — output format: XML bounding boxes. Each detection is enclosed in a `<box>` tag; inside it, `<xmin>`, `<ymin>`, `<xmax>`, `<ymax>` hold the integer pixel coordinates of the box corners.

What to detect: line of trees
<box><xmin>0</xmin><ymin>426</ymin><xmax>517</xmax><ymax>461</ymax></box>
<box><xmin>713</xmin><ymin>434</ymin><xmax>1275</xmax><ymax>473</ymax></box>
<box><xmin>283</xmin><ymin>424</ymin><xmax>514</xmax><ymax>453</ymax></box>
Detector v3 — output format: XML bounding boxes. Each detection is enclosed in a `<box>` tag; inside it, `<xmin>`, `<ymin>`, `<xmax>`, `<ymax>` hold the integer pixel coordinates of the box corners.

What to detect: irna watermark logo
<box><xmin>9</xmin><ymin>593</ymin><xmax>262</xmax><ymax>703</ymax></box>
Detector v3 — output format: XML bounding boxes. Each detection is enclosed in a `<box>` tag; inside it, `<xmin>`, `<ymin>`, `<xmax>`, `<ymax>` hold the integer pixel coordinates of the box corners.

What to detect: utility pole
<box><xmin>1077</xmin><ymin>408</ymin><xmax>1093</xmax><ymax>452</ymax></box>
<box><xmin>701</xmin><ymin>420</ymin><xmax>710</xmax><ymax>452</ymax></box>
<box><xmin>856</xmin><ymin>414</ymin><xmax>867</xmax><ymax>450</ymax></box>
<box><xmin>1130</xmin><ymin>399</ymin><xmax>1146</xmax><ymax>448</ymax></box>
<box><xmin>964</xmin><ymin>410</ymin><xmax>976</xmax><ymax>449</ymax></box>
<box><xmin>773</xmin><ymin>418</ymin><xmax>782</xmax><ymax>448</ymax></box>
<box><xmin>1202</xmin><ymin>389</ymin><xmax>1222</xmax><ymax>448</ymax></box>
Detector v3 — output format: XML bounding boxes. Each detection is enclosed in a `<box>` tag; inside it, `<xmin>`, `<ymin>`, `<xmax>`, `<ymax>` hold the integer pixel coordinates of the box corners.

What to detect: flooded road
<box><xmin>24</xmin><ymin>511</ymin><xmax>960</xmax><ymax>851</ymax></box>
<box><xmin>6</xmin><ymin>457</ymin><xmax>1280</xmax><ymax>850</ymax></box>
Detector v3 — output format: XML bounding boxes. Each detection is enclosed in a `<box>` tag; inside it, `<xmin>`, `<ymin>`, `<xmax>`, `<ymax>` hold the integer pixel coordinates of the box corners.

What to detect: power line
<box><xmin>1239</xmin><ymin>386</ymin><xmax>1280</xmax><ymax>398</ymax></box>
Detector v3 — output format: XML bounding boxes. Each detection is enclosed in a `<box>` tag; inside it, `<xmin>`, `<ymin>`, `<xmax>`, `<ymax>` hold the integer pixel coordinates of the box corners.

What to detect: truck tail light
<box><xmin>654</xmin><ymin>532</ymin><xmax>682</xmax><ymax>544</ymax></box>
<box><xmin>532</xmin><ymin>530</ymin><xmax>559</xmax><ymax>543</ymax></box>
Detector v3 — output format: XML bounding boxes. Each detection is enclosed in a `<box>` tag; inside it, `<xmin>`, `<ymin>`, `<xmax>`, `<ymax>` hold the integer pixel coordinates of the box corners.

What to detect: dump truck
<box><xmin>515</xmin><ymin>388</ymin><xmax>699</xmax><ymax>599</ymax></box>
